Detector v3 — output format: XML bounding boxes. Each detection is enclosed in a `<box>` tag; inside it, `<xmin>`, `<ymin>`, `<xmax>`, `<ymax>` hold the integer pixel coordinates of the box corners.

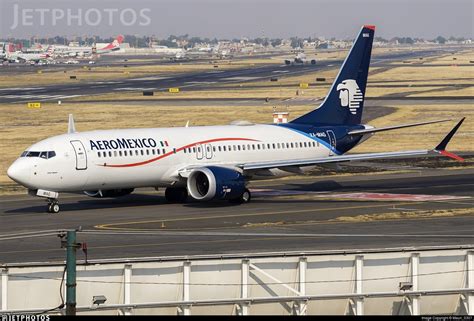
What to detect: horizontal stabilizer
<box><xmin>348</xmin><ymin>119</ymin><xmax>451</xmax><ymax>135</ymax></box>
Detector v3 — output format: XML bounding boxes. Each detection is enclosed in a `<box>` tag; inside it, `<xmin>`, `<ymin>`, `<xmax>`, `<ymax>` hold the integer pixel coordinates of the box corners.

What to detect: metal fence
<box><xmin>1</xmin><ymin>245</ymin><xmax>473</xmax><ymax>315</ymax></box>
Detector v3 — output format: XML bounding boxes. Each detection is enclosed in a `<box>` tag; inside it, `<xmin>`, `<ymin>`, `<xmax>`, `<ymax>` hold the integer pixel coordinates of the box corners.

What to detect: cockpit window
<box><xmin>21</xmin><ymin>151</ymin><xmax>56</xmax><ymax>159</ymax></box>
<box><xmin>26</xmin><ymin>151</ymin><xmax>41</xmax><ymax>157</ymax></box>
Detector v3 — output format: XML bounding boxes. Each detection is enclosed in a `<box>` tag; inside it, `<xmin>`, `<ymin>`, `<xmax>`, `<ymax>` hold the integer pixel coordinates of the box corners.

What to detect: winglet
<box><xmin>68</xmin><ymin>114</ymin><xmax>76</xmax><ymax>134</ymax></box>
<box><xmin>433</xmin><ymin>118</ymin><xmax>465</xmax><ymax>161</ymax></box>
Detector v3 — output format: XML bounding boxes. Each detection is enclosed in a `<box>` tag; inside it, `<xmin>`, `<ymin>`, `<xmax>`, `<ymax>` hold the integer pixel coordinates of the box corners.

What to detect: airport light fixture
<box><xmin>92</xmin><ymin>295</ymin><xmax>107</xmax><ymax>306</ymax></box>
<box><xmin>399</xmin><ymin>282</ymin><xmax>413</xmax><ymax>291</ymax></box>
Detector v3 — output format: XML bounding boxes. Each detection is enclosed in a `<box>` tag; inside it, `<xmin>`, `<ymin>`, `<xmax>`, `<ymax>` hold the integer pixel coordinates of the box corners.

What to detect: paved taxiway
<box><xmin>0</xmin><ymin>48</ymin><xmax>451</xmax><ymax>103</ymax></box>
<box><xmin>1</xmin><ymin>168</ymin><xmax>473</xmax><ymax>264</ymax></box>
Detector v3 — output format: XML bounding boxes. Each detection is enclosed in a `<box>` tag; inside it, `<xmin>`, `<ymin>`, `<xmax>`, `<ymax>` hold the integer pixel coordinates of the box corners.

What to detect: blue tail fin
<box><xmin>291</xmin><ymin>25</ymin><xmax>375</xmax><ymax>126</ymax></box>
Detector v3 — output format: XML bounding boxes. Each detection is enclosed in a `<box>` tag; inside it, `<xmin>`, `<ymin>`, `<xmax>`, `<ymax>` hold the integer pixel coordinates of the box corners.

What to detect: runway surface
<box><xmin>1</xmin><ymin>168</ymin><xmax>473</xmax><ymax>264</ymax></box>
<box><xmin>0</xmin><ymin>48</ymin><xmax>452</xmax><ymax>104</ymax></box>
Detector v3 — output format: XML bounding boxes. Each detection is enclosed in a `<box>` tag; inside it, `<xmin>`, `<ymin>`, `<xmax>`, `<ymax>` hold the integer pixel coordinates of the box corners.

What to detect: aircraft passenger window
<box><xmin>145</xmin><ymin>150</ymin><xmax>149</xmax><ymax>155</ymax></box>
<box><xmin>289</xmin><ymin>143</ymin><xmax>293</xmax><ymax>148</ymax></box>
<box><xmin>242</xmin><ymin>145</ymin><xmax>246</xmax><ymax>151</ymax></box>
<box><xmin>183</xmin><ymin>148</ymin><xmax>186</xmax><ymax>154</ymax></box>
<box><xmin>124</xmin><ymin>150</ymin><xmax>128</xmax><ymax>156</ymax></box>
<box><xmin>218</xmin><ymin>146</ymin><xmax>221</xmax><ymax>152</ymax></box>
<box><xmin>151</xmin><ymin>149</ymin><xmax>155</xmax><ymax>155</ymax></box>
<box><xmin>300</xmin><ymin>142</ymin><xmax>303</xmax><ymax>148</ymax></box>
<box><xmin>313</xmin><ymin>142</ymin><xmax>316</xmax><ymax>147</ymax></box>
<box><xmin>257</xmin><ymin>145</ymin><xmax>260</xmax><ymax>150</ymax></box>
<box><xmin>109</xmin><ymin>151</ymin><xmax>112</xmax><ymax>157</ymax></box>
<box><xmin>139</xmin><ymin>150</ymin><xmax>143</xmax><ymax>156</ymax></box>
<box><xmin>247</xmin><ymin>144</ymin><xmax>250</xmax><ymax>150</ymax></box>
<box><xmin>317</xmin><ymin>142</ymin><xmax>320</xmax><ymax>147</ymax></box>
<box><xmin>252</xmin><ymin>145</ymin><xmax>255</xmax><ymax>150</ymax></box>
<box><xmin>162</xmin><ymin>149</ymin><xmax>166</xmax><ymax>154</ymax></box>
<box><xmin>262</xmin><ymin>144</ymin><xmax>265</xmax><ymax>150</ymax></box>
<box><xmin>238</xmin><ymin>145</ymin><xmax>241</xmax><ymax>151</ymax></box>
<box><xmin>118</xmin><ymin>151</ymin><xmax>122</xmax><ymax>157</ymax></box>
<box><xmin>113</xmin><ymin>151</ymin><xmax>117</xmax><ymax>157</ymax></box>
<box><xmin>157</xmin><ymin>149</ymin><xmax>160</xmax><ymax>155</ymax></box>
<box><xmin>277</xmin><ymin>143</ymin><xmax>280</xmax><ymax>149</ymax></box>
<box><xmin>192</xmin><ymin>147</ymin><xmax>196</xmax><ymax>153</ymax></box>
<box><xmin>304</xmin><ymin>142</ymin><xmax>307</xmax><ymax>147</ymax></box>
<box><xmin>233</xmin><ymin>145</ymin><xmax>236</xmax><ymax>151</ymax></box>
<box><xmin>97</xmin><ymin>153</ymin><xmax>101</xmax><ymax>158</ymax></box>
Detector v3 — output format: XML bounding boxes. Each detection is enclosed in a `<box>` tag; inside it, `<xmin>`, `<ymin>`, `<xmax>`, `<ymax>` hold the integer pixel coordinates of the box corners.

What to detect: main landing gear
<box><xmin>165</xmin><ymin>187</ymin><xmax>188</xmax><ymax>203</ymax></box>
<box><xmin>230</xmin><ymin>188</ymin><xmax>251</xmax><ymax>204</ymax></box>
<box><xmin>47</xmin><ymin>199</ymin><xmax>60</xmax><ymax>213</ymax></box>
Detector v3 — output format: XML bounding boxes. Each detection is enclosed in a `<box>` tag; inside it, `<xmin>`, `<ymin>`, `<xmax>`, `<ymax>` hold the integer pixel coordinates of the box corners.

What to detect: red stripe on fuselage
<box><xmin>100</xmin><ymin>137</ymin><xmax>258</xmax><ymax>168</ymax></box>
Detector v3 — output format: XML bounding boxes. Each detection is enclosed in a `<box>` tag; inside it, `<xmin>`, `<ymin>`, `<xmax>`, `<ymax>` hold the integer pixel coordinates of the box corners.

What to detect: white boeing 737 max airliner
<box><xmin>7</xmin><ymin>25</ymin><xmax>465</xmax><ymax>213</ymax></box>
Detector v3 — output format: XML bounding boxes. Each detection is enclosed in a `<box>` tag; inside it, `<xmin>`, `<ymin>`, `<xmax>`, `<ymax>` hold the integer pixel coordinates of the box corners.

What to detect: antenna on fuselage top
<box><xmin>185</xmin><ymin>120</ymin><xmax>190</xmax><ymax>128</ymax></box>
<box><xmin>68</xmin><ymin>114</ymin><xmax>76</xmax><ymax>133</ymax></box>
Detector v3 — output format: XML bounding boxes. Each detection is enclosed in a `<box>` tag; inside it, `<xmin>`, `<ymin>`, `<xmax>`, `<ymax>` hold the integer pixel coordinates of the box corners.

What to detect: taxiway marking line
<box><xmin>95</xmin><ymin>202</ymin><xmax>421</xmax><ymax>230</ymax></box>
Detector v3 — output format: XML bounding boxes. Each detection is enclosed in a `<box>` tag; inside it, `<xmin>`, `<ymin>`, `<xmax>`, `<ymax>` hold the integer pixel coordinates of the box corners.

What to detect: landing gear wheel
<box><xmin>241</xmin><ymin>189</ymin><xmax>251</xmax><ymax>203</ymax></box>
<box><xmin>51</xmin><ymin>203</ymin><xmax>60</xmax><ymax>213</ymax></box>
<box><xmin>165</xmin><ymin>187</ymin><xmax>188</xmax><ymax>203</ymax></box>
<box><xmin>47</xmin><ymin>200</ymin><xmax>60</xmax><ymax>213</ymax></box>
<box><xmin>230</xmin><ymin>189</ymin><xmax>251</xmax><ymax>204</ymax></box>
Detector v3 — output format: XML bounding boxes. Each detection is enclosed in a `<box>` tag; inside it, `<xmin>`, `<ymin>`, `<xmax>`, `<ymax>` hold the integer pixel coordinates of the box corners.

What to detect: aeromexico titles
<box><xmin>7</xmin><ymin>25</ymin><xmax>465</xmax><ymax>213</ymax></box>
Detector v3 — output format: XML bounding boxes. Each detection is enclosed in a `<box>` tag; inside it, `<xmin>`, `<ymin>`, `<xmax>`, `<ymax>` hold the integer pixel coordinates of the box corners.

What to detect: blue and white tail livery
<box><xmin>7</xmin><ymin>25</ymin><xmax>465</xmax><ymax>213</ymax></box>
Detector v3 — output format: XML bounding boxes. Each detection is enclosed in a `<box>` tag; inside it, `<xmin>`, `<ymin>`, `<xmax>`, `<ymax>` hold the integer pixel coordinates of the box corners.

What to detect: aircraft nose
<box><xmin>7</xmin><ymin>160</ymin><xmax>31</xmax><ymax>186</ymax></box>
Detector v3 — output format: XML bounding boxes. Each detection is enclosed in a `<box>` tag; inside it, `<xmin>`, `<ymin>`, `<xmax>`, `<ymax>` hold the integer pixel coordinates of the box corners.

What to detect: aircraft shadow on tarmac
<box><xmin>3</xmin><ymin>180</ymin><xmax>374</xmax><ymax>214</ymax></box>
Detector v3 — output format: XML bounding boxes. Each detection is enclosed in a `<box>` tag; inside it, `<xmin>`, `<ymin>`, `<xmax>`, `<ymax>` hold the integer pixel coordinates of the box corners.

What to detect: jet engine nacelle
<box><xmin>84</xmin><ymin>188</ymin><xmax>134</xmax><ymax>198</ymax></box>
<box><xmin>187</xmin><ymin>166</ymin><xmax>246</xmax><ymax>201</ymax></box>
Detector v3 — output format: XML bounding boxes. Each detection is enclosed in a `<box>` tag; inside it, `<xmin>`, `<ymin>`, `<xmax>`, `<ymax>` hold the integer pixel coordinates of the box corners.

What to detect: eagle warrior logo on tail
<box><xmin>336</xmin><ymin>79</ymin><xmax>363</xmax><ymax>115</ymax></box>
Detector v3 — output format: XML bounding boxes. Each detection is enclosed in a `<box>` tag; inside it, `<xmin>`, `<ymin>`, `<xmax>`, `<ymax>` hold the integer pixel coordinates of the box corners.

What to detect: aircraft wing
<box><xmin>240</xmin><ymin>118</ymin><xmax>465</xmax><ymax>171</ymax></box>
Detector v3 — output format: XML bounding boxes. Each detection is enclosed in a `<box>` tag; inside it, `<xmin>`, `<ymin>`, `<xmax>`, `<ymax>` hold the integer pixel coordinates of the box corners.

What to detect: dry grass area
<box><xmin>0</xmin><ymin>60</ymin><xmax>265</xmax><ymax>88</ymax></box>
<box><xmin>409</xmin><ymin>86</ymin><xmax>473</xmax><ymax>97</ymax></box>
<box><xmin>352</xmin><ymin>104</ymin><xmax>474</xmax><ymax>153</ymax></box>
<box><xmin>331</xmin><ymin>207</ymin><xmax>474</xmax><ymax>223</ymax></box>
<box><xmin>0</xmin><ymin>103</ymin><xmax>314</xmax><ymax>186</ymax></box>
<box><xmin>423</xmin><ymin>50</ymin><xmax>474</xmax><ymax>65</ymax></box>
<box><xmin>242</xmin><ymin>208</ymin><xmax>474</xmax><ymax>228</ymax></box>
<box><xmin>369</xmin><ymin>65</ymin><xmax>473</xmax><ymax>82</ymax></box>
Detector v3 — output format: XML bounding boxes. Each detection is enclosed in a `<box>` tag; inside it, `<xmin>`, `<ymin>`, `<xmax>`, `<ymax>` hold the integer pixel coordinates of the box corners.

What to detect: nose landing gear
<box><xmin>47</xmin><ymin>199</ymin><xmax>60</xmax><ymax>213</ymax></box>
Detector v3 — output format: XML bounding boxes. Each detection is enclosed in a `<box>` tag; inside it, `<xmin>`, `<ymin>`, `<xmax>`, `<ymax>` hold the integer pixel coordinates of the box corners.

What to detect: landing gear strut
<box><xmin>165</xmin><ymin>187</ymin><xmax>188</xmax><ymax>203</ymax></box>
<box><xmin>47</xmin><ymin>199</ymin><xmax>60</xmax><ymax>213</ymax></box>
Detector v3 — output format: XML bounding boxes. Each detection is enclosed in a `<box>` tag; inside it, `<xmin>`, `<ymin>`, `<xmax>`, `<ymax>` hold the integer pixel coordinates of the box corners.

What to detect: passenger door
<box><xmin>70</xmin><ymin>140</ymin><xmax>87</xmax><ymax>170</ymax></box>
<box><xmin>326</xmin><ymin>130</ymin><xmax>337</xmax><ymax>156</ymax></box>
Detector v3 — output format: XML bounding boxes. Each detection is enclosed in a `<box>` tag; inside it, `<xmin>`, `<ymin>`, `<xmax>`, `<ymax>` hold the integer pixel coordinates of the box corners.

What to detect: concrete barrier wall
<box><xmin>1</xmin><ymin>245</ymin><xmax>473</xmax><ymax>315</ymax></box>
